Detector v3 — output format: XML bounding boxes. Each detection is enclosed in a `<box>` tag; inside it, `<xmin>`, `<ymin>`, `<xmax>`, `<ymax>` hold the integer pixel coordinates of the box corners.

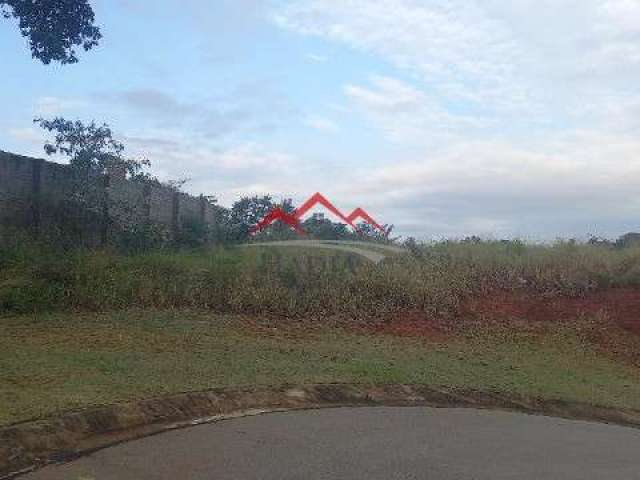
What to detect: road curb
<box><xmin>2</xmin><ymin>384</ymin><xmax>640</xmax><ymax>478</ymax></box>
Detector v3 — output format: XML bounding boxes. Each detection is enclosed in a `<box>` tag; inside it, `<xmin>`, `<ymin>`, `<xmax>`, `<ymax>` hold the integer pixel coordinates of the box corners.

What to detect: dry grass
<box><xmin>2</xmin><ymin>240</ymin><xmax>640</xmax><ymax>317</ymax></box>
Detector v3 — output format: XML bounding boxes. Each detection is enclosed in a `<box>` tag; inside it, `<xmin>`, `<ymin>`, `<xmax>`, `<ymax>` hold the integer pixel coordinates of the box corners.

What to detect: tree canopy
<box><xmin>1</xmin><ymin>0</ymin><xmax>101</xmax><ymax>64</ymax></box>
<box><xmin>35</xmin><ymin>117</ymin><xmax>148</xmax><ymax>178</ymax></box>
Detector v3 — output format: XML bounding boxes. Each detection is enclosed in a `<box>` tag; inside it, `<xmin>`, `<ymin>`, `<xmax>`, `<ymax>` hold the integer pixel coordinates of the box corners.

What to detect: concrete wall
<box><xmin>0</xmin><ymin>150</ymin><xmax>218</xmax><ymax>245</ymax></box>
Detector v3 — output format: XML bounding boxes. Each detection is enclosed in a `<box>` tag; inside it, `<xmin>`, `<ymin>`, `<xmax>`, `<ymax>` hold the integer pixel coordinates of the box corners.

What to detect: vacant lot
<box><xmin>2</xmin><ymin>240</ymin><xmax>640</xmax><ymax>426</ymax></box>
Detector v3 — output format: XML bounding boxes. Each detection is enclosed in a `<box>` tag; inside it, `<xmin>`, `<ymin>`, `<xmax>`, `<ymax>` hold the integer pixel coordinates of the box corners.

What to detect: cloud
<box><xmin>344</xmin><ymin>76</ymin><xmax>424</xmax><ymax>113</ymax></box>
<box><xmin>99</xmin><ymin>86</ymin><xmax>297</xmax><ymax>140</ymax></box>
<box><xmin>274</xmin><ymin>0</ymin><xmax>640</xmax><ymax>128</ymax></box>
<box><xmin>119</xmin><ymin>130</ymin><xmax>303</xmax><ymax>204</ymax></box>
<box><xmin>215</xmin><ymin>143</ymin><xmax>293</xmax><ymax>169</ymax></box>
<box><xmin>306</xmin><ymin>53</ymin><xmax>328</xmax><ymax>63</ymax></box>
<box><xmin>343</xmin><ymin>131</ymin><xmax>640</xmax><ymax>238</ymax></box>
<box><xmin>7</xmin><ymin>127</ymin><xmax>45</xmax><ymax>145</ymax></box>
<box><xmin>35</xmin><ymin>97</ymin><xmax>87</xmax><ymax>117</ymax></box>
<box><xmin>115</xmin><ymin>89</ymin><xmax>198</xmax><ymax>118</ymax></box>
<box><xmin>274</xmin><ymin>0</ymin><xmax>528</xmax><ymax>113</ymax></box>
<box><xmin>268</xmin><ymin>0</ymin><xmax>640</xmax><ymax>239</ymax></box>
<box><xmin>344</xmin><ymin>75</ymin><xmax>486</xmax><ymax>143</ymax></box>
<box><xmin>304</xmin><ymin>115</ymin><xmax>338</xmax><ymax>132</ymax></box>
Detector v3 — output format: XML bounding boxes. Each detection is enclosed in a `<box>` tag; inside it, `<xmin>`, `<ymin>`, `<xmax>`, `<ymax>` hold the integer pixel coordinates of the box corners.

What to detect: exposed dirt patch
<box><xmin>462</xmin><ymin>288</ymin><xmax>640</xmax><ymax>333</ymax></box>
<box><xmin>351</xmin><ymin>288</ymin><xmax>640</xmax><ymax>367</ymax></box>
<box><xmin>356</xmin><ymin>288</ymin><xmax>640</xmax><ymax>338</ymax></box>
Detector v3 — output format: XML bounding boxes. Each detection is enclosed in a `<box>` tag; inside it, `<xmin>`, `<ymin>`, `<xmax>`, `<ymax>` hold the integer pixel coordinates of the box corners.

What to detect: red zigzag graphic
<box><xmin>249</xmin><ymin>192</ymin><xmax>386</xmax><ymax>236</ymax></box>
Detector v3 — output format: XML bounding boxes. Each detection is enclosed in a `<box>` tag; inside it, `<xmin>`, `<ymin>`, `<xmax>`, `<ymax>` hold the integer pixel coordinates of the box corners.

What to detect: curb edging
<box><xmin>2</xmin><ymin>384</ymin><xmax>640</xmax><ymax>478</ymax></box>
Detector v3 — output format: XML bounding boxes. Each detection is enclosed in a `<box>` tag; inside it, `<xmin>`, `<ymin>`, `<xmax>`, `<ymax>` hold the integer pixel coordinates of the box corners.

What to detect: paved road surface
<box><xmin>25</xmin><ymin>407</ymin><xmax>640</xmax><ymax>480</ymax></box>
<box><xmin>242</xmin><ymin>240</ymin><xmax>404</xmax><ymax>264</ymax></box>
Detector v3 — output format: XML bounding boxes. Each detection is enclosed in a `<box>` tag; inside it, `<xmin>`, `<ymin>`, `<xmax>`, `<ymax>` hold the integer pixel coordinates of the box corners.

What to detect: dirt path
<box><xmin>243</xmin><ymin>240</ymin><xmax>404</xmax><ymax>264</ymax></box>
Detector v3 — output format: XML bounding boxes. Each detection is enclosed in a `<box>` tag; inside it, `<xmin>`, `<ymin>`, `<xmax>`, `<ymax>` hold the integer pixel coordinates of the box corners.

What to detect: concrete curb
<box><xmin>2</xmin><ymin>384</ymin><xmax>640</xmax><ymax>479</ymax></box>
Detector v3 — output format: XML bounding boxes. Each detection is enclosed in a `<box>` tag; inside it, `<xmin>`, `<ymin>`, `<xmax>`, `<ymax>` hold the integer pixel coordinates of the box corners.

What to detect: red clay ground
<box><xmin>462</xmin><ymin>288</ymin><xmax>640</xmax><ymax>333</ymax></box>
<box><xmin>238</xmin><ymin>288</ymin><xmax>640</xmax><ymax>365</ymax></box>
<box><xmin>358</xmin><ymin>288</ymin><xmax>640</xmax><ymax>367</ymax></box>
<box><xmin>364</xmin><ymin>288</ymin><xmax>640</xmax><ymax>337</ymax></box>
<box><xmin>242</xmin><ymin>288</ymin><xmax>640</xmax><ymax>340</ymax></box>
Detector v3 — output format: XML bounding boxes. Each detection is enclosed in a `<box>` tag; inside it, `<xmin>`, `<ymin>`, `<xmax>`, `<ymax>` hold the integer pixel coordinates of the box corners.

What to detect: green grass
<box><xmin>2</xmin><ymin>310</ymin><xmax>640</xmax><ymax>426</ymax></box>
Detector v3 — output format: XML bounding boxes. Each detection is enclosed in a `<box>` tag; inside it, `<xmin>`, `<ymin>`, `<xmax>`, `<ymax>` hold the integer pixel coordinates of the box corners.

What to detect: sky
<box><xmin>2</xmin><ymin>0</ymin><xmax>640</xmax><ymax>240</ymax></box>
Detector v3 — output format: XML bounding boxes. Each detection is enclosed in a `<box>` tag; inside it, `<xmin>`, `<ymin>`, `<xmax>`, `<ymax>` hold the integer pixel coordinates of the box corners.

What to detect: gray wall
<box><xmin>0</xmin><ymin>150</ymin><xmax>218</xmax><ymax>245</ymax></box>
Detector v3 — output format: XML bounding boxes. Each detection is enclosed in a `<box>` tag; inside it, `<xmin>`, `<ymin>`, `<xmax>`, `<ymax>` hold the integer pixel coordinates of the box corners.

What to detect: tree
<box><xmin>35</xmin><ymin>117</ymin><xmax>148</xmax><ymax>178</ymax></box>
<box><xmin>35</xmin><ymin>117</ymin><xmax>153</xmax><ymax>246</ymax></box>
<box><xmin>1</xmin><ymin>0</ymin><xmax>101</xmax><ymax>64</ymax></box>
<box><xmin>227</xmin><ymin>195</ymin><xmax>276</xmax><ymax>241</ymax></box>
<box><xmin>301</xmin><ymin>213</ymin><xmax>349</xmax><ymax>240</ymax></box>
<box><xmin>224</xmin><ymin>196</ymin><xmax>302</xmax><ymax>242</ymax></box>
<box><xmin>230</xmin><ymin>196</ymin><xmax>276</xmax><ymax>232</ymax></box>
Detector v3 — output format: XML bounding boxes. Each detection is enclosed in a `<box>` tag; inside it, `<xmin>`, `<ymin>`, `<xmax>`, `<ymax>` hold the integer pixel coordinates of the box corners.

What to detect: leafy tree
<box><xmin>1</xmin><ymin>0</ymin><xmax>101</xmax><ymax>64</ymax></box>
<box><xmin>302</xmin><ymin>213</ymin><xmax>349</xmax><ymax>240</ymax></box>
<box><xmin>36</xmin><ymin>117</ymin><xmax>153</xmax><ymax>247</ymax></box>
<box><xmin>224</xmin><ymin>196</ymin><xmax>301</xmax><ymax>242</ymax></box>
<box><xmin>230</xmin><ymin>195</ymin><xmax>276</xmax><ymax>233</ymax></box>
<box><xmin>35</xmin><ymin>117</ymin><xmax>148</xmax><ymax>178</ymax></box>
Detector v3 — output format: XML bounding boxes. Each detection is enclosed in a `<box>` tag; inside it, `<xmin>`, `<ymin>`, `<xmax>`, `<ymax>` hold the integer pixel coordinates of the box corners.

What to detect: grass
<box><xmin>2</xmin><ymin>239</ymin><xmax>640</xmax><ymax>316</ymax></box>
<box><xmin>2</xmin><ymin>239</ymin><xmax>640</xmax><ymax>426</ymax></box>
<box><xmin>2</xmin><ymin>310</ymin><xmax>640</xmax><ymax>426</ymax></box>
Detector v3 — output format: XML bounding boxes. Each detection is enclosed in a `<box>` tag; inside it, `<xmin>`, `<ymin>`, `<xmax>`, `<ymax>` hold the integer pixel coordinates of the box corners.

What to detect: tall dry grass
<box><xmin>1</xmin><ymin>239</ymin><xmax>640</xmax><ymax>316</ymax></box>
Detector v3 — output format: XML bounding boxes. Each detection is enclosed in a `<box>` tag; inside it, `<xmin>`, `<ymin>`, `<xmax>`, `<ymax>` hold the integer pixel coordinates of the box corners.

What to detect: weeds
<box><xmin>1</xmin><ymin>240</ymin><xmax>640</xmax><ymax>316</ymax></box>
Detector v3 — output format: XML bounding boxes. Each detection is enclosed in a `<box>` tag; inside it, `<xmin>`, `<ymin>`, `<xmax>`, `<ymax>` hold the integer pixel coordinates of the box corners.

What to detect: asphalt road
<box><xmin>25</xmin><ymin>407</ymin><xmax>640</xmax><ymax>480</ymax></box>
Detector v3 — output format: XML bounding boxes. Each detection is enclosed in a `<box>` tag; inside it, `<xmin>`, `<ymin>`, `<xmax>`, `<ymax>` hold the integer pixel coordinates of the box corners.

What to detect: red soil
<box><xmin>463</xmin><ymin>288</ymin><xmax>640</xmax><ymax>333</ymax></box>
<box><xmin>365</xmin><ymin>288</ymin><xmax>640</xmax><ymax>339</ymax></box>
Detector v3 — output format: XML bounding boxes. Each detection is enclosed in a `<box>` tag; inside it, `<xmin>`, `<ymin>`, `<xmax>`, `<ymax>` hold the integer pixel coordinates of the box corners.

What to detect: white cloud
<box><xmin>215</xmin><ymin>143</ymin><xmax>293</xmax><ymax>169</ymax></box>
<box><xmin>598</xmin><ymin>0</ymin><xmax>640</xmax><ymax>35</ymax></box>
<box><xmin>35</xmin><ymin>97</ymin><xmax>86</xmax><ymax>116</ymax></box>
<box><xmin>304</xmin><ymin>115</ymin><xmax>338</xmax><ymax>132</ymax></box>
<box><xmin>120</xmin><ymin>131</ymin><xmax>303</xmax><ymax>205</ymax></box>
<box><xmin>344</xmin><ymin>76</ymin><xmax>425</xmax><ymax>113</ymax></box>
<box><xmin>306</xmin><ymin>53</ymin><xmax>328</xmax><ymax>62</ymax></box>
<box><xmin>358</xmin><ymin>132</ymin><xmax>640</xmax><ymax>200</ymax></box>
<box><xmin>274</xmin><ymin>0</ymin><xmax>528</xmax><ymax>113</ymax></box>
<box><xmin>344</xmin><ymin>131</ymin><xmax>640</xmax><ymax>238</ymax></box>
<box><xmin>7</xmin><ymin>127</ymin><xmax>45</xmax><ymax>145</ymax></box>
<box><xmin>124</xmin><ymin>133</ymin><xmax>293</xmax><ymax>173</ymax></box>
<box><xmin>275</xmin><ymin>0</ymin><xmax>640</xmax><ymax>128</ymax></box>
<box><xmin>269</xmin><ymin>0</ymin><xmax>640</xmax><ymax>239</ymax></box>
<box><xmin>344</xmin><ymin>75</ymin><xmax>486</xmax><ymax>143</ymax></box>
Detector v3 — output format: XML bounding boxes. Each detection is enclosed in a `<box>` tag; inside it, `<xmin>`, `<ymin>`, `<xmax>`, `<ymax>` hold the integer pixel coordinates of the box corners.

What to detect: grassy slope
<box><xmin>2</xmin><ymin>310</ymin><xmax>640</xmax><ymax>426</ymax></box>
<box><xmin>3</xmin><ymin>240</ymin><xmax>640</xmax><ymax>316</ymax></box>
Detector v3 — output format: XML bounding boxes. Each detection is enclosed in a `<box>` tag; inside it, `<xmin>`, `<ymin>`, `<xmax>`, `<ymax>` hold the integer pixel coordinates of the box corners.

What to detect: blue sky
<box><xmin>2</xmin><ymin>0</ymin><xmax>640</xmax><ymax>240</ymax></box>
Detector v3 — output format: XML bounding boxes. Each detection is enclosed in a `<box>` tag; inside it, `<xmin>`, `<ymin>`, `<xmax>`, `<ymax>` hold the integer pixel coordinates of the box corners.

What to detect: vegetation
<box><xmin>2</xmin><ymin>238</ymin><xmax>640</xmax><ymax>426</ymax></box>
<box><xmin>35</xmin><ymin>117</ymin><xmax>149</xmax><ymax>179</ymax></box>
<box><xmin>3</xmin><ymin>0</ymin><xmax>639</xmax><ymax>438</ymax></box>
<box><xmin>1</xmin><ymin>0</ymin><xmax>101</xmax><ymax>64</ymax></box>
<box><xmin>27</xmin><ymin>119</ymin><xmax>392</xmax><ymax>250</ymax></box>
<box><xmin>2</xmin><ymin>309</ymin><xmax>640</xmax><ymax>425</ymax></box>
<box><xmin>2</xmin><ymin>239</ymin><xmax>640</xmax><ymax>316</ymax></box>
